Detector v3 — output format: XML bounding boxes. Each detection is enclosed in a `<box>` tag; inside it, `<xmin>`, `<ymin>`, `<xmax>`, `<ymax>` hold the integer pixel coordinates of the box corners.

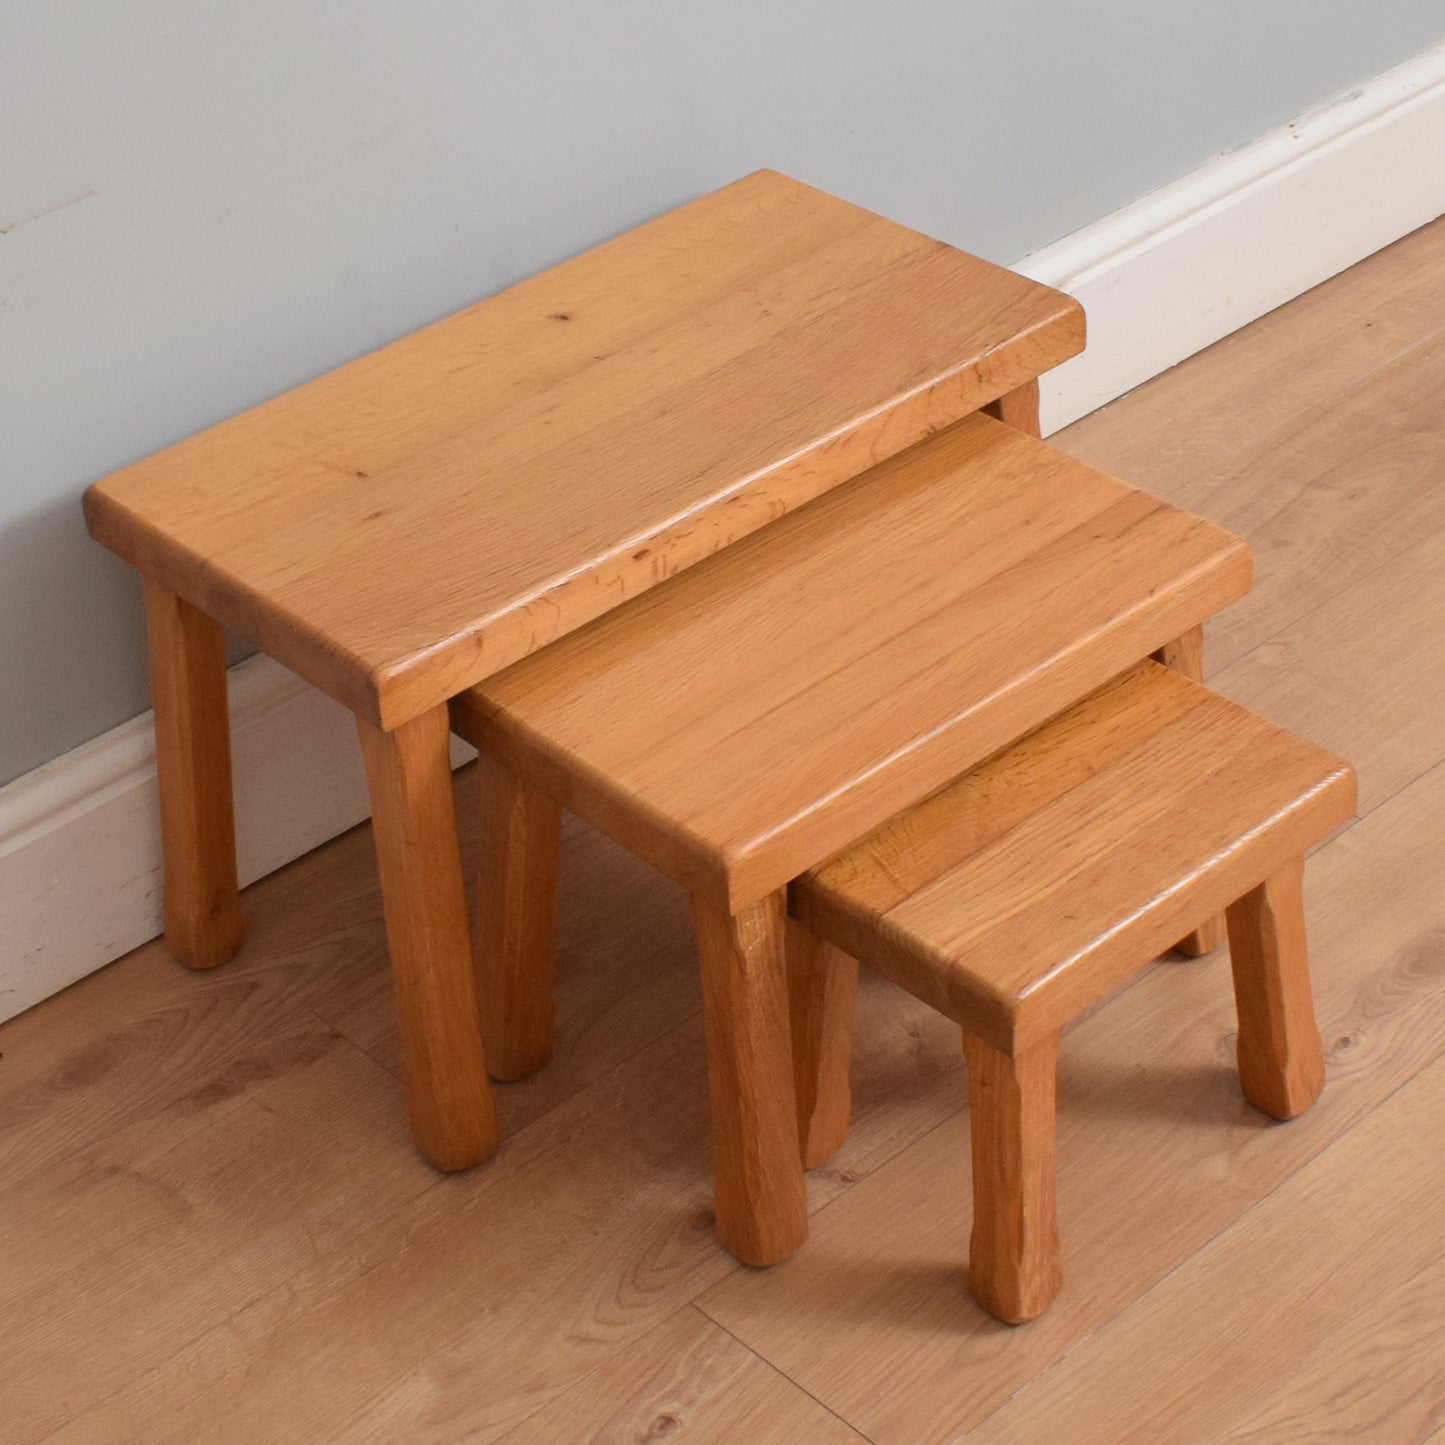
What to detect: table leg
<box><xmin>1155</xmin><ymin>624</ymin><xmax>1228</xmax><ymax>955</ymax></box>
<box><xmin>963</xmin><ymin>1029</ymin><xmax>1063</xmax><ymax>1324</ymax></box>
<box><xmin>787</xmin><ymin>924</ymin><xmax>858</xmax><ymax>1169</ymax></box>
<box><xmin>143</xmin><ymin>579</ymin><xmax>244</xmax><ymax>970</ymax></box>
<box><xmin>983</xmin><ymin>378</ymin><xmax>1041</xmax><ymax>438</ymax></box>
<box><xmin>692</xmin><ymin>890</ymin><xmax>809</xmax><ymax>1267</ymax></box>
<box><xmin>1225</xmin><ymin>857</ymin><xmax>1326</xmax><ymax>1121</ymax></box>
<box><xmin>357</xmin><ymin>705</ymin><xmax>499</xmax><ymax>1171</ymax></box>
<box><xmin>474</xmin><ymin>752</ymin><xmax>562</xmax><ymax>1082</ymax></box>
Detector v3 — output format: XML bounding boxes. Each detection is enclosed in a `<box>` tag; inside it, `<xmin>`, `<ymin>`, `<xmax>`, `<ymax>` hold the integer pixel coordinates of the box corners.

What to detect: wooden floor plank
<box><xmin>697</xmin><ymin>756</ymin><xmax>1445</xmax><ymax>1443</ymax></box>
<box><xmin>970</xmin><ymin>1055</ymin><xmax>1445</xmax><ymax>1443</ymax></box>
<box><xmin>1146</xmin><ymin>330</ymin><xmax>1445</xmax><ymax>672</ymax></box>
<box><xmin>0</xmin><ymin>1033</ymin><xmax>440</xmax><ymax>1440</ymax></box>
<box><xmin>41</xmin><ymin>1019</ymin><xmax>732</xmax><ymax>1444</ymax></box>
<box><xmin>40</xmin><ymin>959</ymin><xmax>989</xmax><ymax>1444</ymax></box>
<box><xmin>1059</xmin><ymin>215</ymin><xmax>1445</xmax><ymax>491</ymax></box>
<box><xmin>0</xmin><ymin>829</ymin><xmax>386</xmax><ymax>1187</ymax></box>
<box><xmin>496</xmin><ymin>1307</ymin><xmax>867</xmax><ymax>1444</ymax></box>
<box><xmin>1210</xmin><ymin>517</ymin><xmax>1445</xmax><ymax>818</ymax></box>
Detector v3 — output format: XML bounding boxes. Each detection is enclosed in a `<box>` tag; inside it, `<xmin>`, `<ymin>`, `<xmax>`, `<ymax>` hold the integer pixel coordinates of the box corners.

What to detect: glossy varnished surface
<box><xmin>84</xmin><ymin>169</ymin><xmax>1082</xmax><ymax>727</ymax></box>
<box><xmin>16</xmin><ymin>216</ymin><xmax>1445</xmax><ymax>1442</ymax></box>
<box><xmin>795</xmin><ymin>662</ymin><xmax>1356</xmax><ymax>1050</ymax></box>
<box><xmin>455</xmin><ymin>414</ymin><xmax>1250</xmax><ymax>909</ymax></box>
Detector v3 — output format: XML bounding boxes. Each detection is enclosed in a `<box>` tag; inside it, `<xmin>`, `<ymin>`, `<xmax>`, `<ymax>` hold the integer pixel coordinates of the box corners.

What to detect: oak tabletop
<box><xmin>85</xmin><ymin>169</ymin><xmax>1082</xmax><ymax>728</ymax></box>
<box><xmin>795</xmin><ymin>660</ymin><xmax>1355</xmax><ymax>1049</ymax></box>
<box><xmin>454</xmin><ymin>414</ymin><xmax>1251</xmax><ymax>910</ymax></box>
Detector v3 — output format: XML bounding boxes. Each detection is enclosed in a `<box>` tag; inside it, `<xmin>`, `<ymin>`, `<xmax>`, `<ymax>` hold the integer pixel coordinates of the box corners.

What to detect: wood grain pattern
<box><xmin>85</xmin><ymin>170</ymin><xmax>1082</xmax><ymax>728</ymax></box>
<box><xmin>1059</xmin><ymin>235</ymin><xmax>1445</xmax><ymax>679</ymax></box>
<box><xmin>1153</xmin><ymin>623</ymin><xmax>1227</xmax><ymax>955</ymax></box>
<box><xmin>791</xmin><ymin>664</ymin><xmax>1342</xmax><ymax>1322</ymax></box>
<box><xmin>969</xmin><ymin>1054</ymin><xmax>1445</xmax><ymax>1444</ymax></box>
<box><xmin>962</xmin><ymin>1030</ymin><xmax>1062</xmax><ymax>1324</ymax></box>
<box><xmin>692</xmin><ymin>891</ymin><xmax>809</xmax><ymax>1267</ymax></box>
<box><xmin>1153</xmin><ymin>622</ymin><xmax>1205</xmax><ymax>683</ymax></box>
<box><xmin>699</xmin><ymin>754</ymin><xmax>1445</xmax><ymax>1442</ymax></box>
<box><xmin>15</xmin><ymin>212</ymin><xmax>1443</xmax><ymax>1444</ymax></box>
<box><xmin>356</xmin><ymin>707</ymin><xmax>498</xmax><ymax>1170</ymax></box>
<box><xmin>473</xmin><ymin>754</ymin><xmax>562</xmax><ymax>1083</ymax></box>
<box><xmin>1225</xmin><ymin>857</ymin><xmax>1326</xmax><ymax>1119</ymax></box>
<box><xmin>142</xmin><ymin>579</ymin><xmax>244</xmax><ymax>969</ymax></box>
<box><xmin>455</xmin><ymin>413</ymin><xmax>1251</xmax><ymax>910</ymax></box>
<box><xmin>498</xmin><ymin>1307</ymin><xmax>866</xmax><ymax>1443</ymax></box>
<box><xmin>795</xmin><ymin>662</ymin><xmax>1356</xmax><ymax>1051</ymax></box>
<box><xmin>786</xmin><ymin>926</ymin><xmax>858</xmax><ymax>1170</ymax></box>
<box><xmin>1213</xmin><ymin>512</ymin><xmax>1445</xmax><ymax>820</ymax></box>
<box><xmin>982</xmin><ymin>377</ymin><xmax>1041</xmax><ymax>437</ymax></box>
<box><xmin>1058</xmin><ymin>213</ymin><xmax>1445</xmax><ymax>494</ymax></box>
<box><xmin>39</xmin><ymin>1019</ymin><xmax>740</xmax><ymax>1445</ymax></box>
<box><xmin>0</xmin><ymin>1033</ymin><xmax>441</xmax><ymax>1442</ymax></box>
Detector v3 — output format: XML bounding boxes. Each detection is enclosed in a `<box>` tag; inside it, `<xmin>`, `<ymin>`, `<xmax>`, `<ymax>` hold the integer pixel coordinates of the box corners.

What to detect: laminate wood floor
<box><xmin>6</xmin><ymin>215</ymin><xmax>1445</xmax><ymax>1443</ymax></box>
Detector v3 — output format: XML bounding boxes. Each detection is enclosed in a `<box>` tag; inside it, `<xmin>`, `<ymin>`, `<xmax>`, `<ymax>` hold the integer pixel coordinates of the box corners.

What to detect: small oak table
<box><xmin>83</xmin><ymin>169</ymin><xmax>1083</xmax><ymax>1171</ymax></box>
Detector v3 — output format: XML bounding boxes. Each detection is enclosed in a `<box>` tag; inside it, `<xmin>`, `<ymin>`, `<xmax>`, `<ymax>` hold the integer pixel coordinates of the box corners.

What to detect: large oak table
<box><xmin>84</xmin><ymin>169</ymin><xmax>1084</xmax><ymax>1170</ymax></box>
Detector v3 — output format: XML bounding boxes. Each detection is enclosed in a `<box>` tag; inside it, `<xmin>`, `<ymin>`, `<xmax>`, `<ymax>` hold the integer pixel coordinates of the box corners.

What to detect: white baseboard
<box><xmin>0</xmin><ymin>654</ymin><xmax>474</xmax><ymax>1022</ymax></box>
<box><xmin>4</xmin><ymin>40</ymin><xmax>1444</xmax><ymax>1025</ymax></box>
<box><xmin>1025</xmin><ymin>39</ymin><xmax>1445</xmax><ymax>434</ymax></box>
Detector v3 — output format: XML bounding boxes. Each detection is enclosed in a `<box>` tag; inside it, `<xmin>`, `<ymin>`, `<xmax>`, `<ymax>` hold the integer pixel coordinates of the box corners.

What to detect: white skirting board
<box><xmin>3</xmin><ymin>40</ymin><xmax>1444</xmax><ymax>1024</ymax></box>
<box><xmin>0</xmin><ymin>658</ymin><xmax>475</xmax><ymax>1022</ymax></box>
<box><xmin>1024</xmin><ymin>40</ymin><xmax>1445</xmax><ymax>435</ymax></box>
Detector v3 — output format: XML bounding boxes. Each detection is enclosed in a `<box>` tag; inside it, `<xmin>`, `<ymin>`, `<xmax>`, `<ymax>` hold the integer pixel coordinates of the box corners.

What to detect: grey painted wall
<box><xmin>4</xmin><ymin>2</ymin><xmax>1443</xmax><ymax>786</ymax></box>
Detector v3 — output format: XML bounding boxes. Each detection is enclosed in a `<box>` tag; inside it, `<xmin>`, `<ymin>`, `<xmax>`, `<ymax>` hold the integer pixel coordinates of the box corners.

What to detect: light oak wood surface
<box><xmin>1153</xmin><ymin>622</ymin><xmax>1228</xmax><ymax>955</ymax></box>
<box><xmin>455</xmin><ymin>413</ymin><xmax>1251</xmax><ymax>911</ymax></box>
<box><xmin>13</xmin><ymin>213</ymin><xmax>1443</xmax><ymax>1443</ymax></box>
<box><xmin>795</xmin><ymin>661</ymin><xmax>1354</xmax><ymax>1052</ymax></box>
<box><xmin>456</xmin><ymin>412</ymin><xmax>1247</xmax><ymax>1261</ymax></box>
<box><xmin>786</xmin><ymin>927</ymin><xmax>858</xmax><ymax>1171</ymax></box>
<box><xmin>969</xmin><ymin>1054</ymin><xmax>1445</xmax><ymax>1443</ymax></box>
<box><xmin>356</xmin><ymin>707</ymin><xmax>499</xmax><ymax>1170</ymax></box>
<box><xmin>84</xmin><ymin>169</ymin><xmax>1081</xmax><ymax>729</ymax></box>
<box><xmin>700</xmin><ymin>762</ymin><xmax>1445</xmax><ymax>1441</ymax></box>
<box><xmin>497</xmin><ymin>1307</ymin><xmax>866</xmax><ymax>1444</ymax></box>
<box><xmin>792</xmin><ymin>661</ymin><xmax>1345</xmax><ymax>1320</ymax></box>
<box><xmin>142</xmin><ymin>580</ymin><xmax>244</xmax><ymax>970</ymax></box>
<box><xmin>1225</xmin><ymin>856</ymin><xmax>1327</xmax><ymax>1120</ymax></box>
<box><xmin>962</xmin><ymin>1031</ymin><xmax>1061</xmax><ymax>1324</ymax></box>
<box><xmin>84</xmin><ymin>170</ymin><xmax>1082</xmax><ymax>1176</ymax></box>
<box><xmin>691</xmin><ymin>891</ymin><xmax>809</xmax><ymax>1267</ymax></box>
<box><xmin>472</xmin><ymin>754</ymin><xmax>563</xmax><ymax>1082</ymax></box>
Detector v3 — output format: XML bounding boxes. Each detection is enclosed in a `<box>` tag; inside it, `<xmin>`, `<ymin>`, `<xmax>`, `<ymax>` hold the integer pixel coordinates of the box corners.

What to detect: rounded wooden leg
<box><xmin>786</xmin><ymin>923</ymin><xmax>858</xmax><ymax>1170</ymax></box>
<box><xmin>962</xmin><ymin>1030</ymin><xmax>1062</xmax><ymax>1324</ymax></box>
<box><xmin>473</xmin><ymin>753</ymin><xmax>563</xmax><ymax>1082</ymax></box>
<box><xmin>358</xmin><ymin>708</ymin><xmax>499</xmax><ymax>1172</ymax></box>
<box><xmin>142</xmin><ymin>579</ymin><xmax>244</xmax><ymax>970</ymax></box>
<box><xmin>1154</xmin><ymin>624</ymin><xmax>1227</xmax><ymax>956</ymax></box>
<box><xmin>1225</xmin><ymin>856</ymin><xmax>1326</xmax><ymax>1120</ymax></box>
<box><xmin>692</xmin><ymin>891</ymin><xmax>809</xmax><ymax>1267</ymax></box>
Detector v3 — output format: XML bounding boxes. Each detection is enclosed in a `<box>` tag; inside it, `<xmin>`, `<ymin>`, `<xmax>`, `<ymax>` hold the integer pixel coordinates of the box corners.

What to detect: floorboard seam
<box><xmin>696</xmin><ymin>1303</ymin><xmax>878</xmax><ymax>1442</ymax></box>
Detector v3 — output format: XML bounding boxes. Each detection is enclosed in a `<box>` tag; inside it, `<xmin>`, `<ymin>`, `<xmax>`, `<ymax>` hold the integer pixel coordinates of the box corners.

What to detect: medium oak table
<box><xmin>83</xmin><ymin>169</ymin><xmax>1083</xmax><ymax>1171</ymax></box>
<box><xmin>451</xmin><ymin>413</ymin><xmax>1249</xmax><ymax>1264</ymax></box>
